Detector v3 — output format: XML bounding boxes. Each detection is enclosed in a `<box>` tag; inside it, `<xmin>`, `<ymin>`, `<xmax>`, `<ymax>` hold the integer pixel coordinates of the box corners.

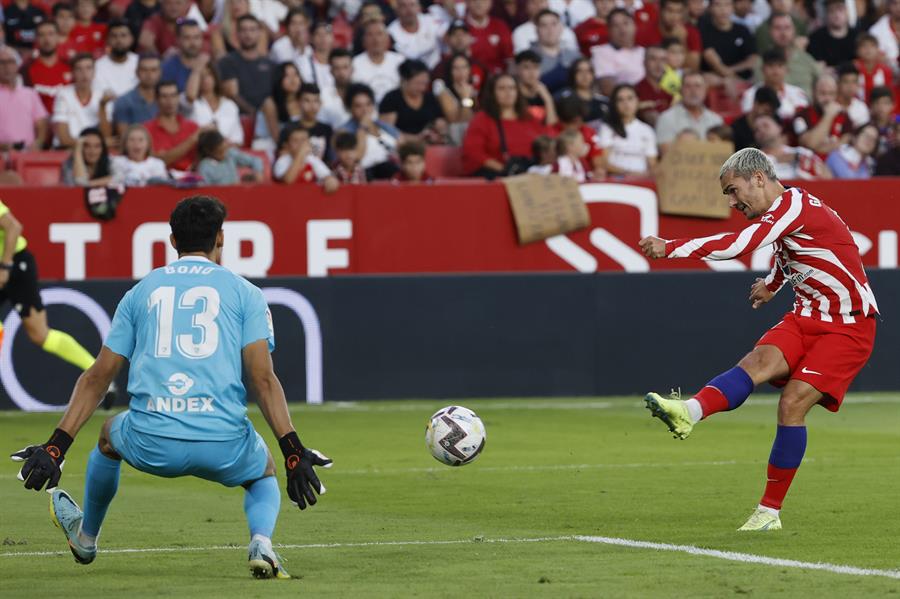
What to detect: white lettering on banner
<box><xmin>132</xmin><ymin>221</ymin><xmax>274</xmax><ymax>278</ymax></box>
<box><xmin>221</xmin><ymin>221</ymin><xmax>273</xmax><ymax>277</ymax></box>
<box><xmin>133</xmin><ymin>222</ymin><xmax>178</xmax><ymax>278</ymax></box>
<box><xmin>48</xmin><ymin>223</ymin><xmax>101</xmax><ymax>280</ymax></box>
<box><xmin>879</xmin><ymin>231</ymin><xmax>898</xmax><ymax>268</ymax></box>
<box><xmin>307</xmin><ymin>219</ymin><xmax>352</xmax><ymax>277</ymax></box>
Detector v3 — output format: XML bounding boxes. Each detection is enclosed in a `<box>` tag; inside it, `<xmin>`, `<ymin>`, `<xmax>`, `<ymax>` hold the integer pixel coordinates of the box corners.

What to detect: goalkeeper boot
<box><xmin>248</xmin><ymin>538</ymin><xmax>290</xmax><ymax>579</ymax></box>
<box><xmin>644</xmin><ymin>390</ymin><xmax>694</xmax><ymax>440</ymax></box>
<box><xmin>50</xmin><ymin>489</ymin><xmax>97</xmax><ymax>564</ymax></box>
<box><xmin>738</xmin><ymin>507</ymin><xmax>782</xmax><ymax>531</ymax></box>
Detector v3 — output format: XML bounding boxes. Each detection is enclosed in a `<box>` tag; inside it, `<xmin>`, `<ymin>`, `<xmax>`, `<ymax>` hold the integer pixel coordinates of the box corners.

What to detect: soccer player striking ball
<box><xmin>638</xmin><ymin>148</ymin><xmax>878</xmax><ymax>532</ymax></box>
<box><xmin>0</xmin><ymin>199</ymin><xmax>117</xmax><ymax>408</ymax></box>
<box><xmin>10</xmin><ymin>196</ymin><xmax>331</xmax><ymax>578</ymax></box>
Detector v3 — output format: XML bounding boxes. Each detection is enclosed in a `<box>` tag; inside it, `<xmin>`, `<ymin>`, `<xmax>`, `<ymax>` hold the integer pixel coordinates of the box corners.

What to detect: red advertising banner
<box><xmin>0</xmin><ymin>179</ymin><xmax>897</xmax><ymax>280</ymax></box>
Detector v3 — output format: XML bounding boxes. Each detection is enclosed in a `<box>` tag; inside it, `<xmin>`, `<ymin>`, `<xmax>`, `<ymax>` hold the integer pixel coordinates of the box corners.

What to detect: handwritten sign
<box><xmin>657</xmin><ymin>140</ymin><xmax>734</xmax><ymax>219</ymax></box>
<box><xmin>503</xmin><ymin>174</ymin><xmax>591</xmax><ymax>245</ymax></box>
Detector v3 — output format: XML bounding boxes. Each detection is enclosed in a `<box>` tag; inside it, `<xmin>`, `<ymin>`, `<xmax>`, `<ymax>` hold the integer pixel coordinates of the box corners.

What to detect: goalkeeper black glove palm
<box><xmin>10</xmin><ymin>428</ymin><xmax>73</xmax><ymax>492</ymax></box>
<box><xmin>278</xmin><ymin>431</ymin><xmax>332</xmax><ymax>510</ymax></box>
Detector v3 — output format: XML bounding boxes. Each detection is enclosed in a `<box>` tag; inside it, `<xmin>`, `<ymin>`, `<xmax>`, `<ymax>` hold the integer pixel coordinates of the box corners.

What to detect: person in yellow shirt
<box><xmin>0</xmin><ymin>200</ymin><xmax>117</xmax><ymax>408</ymax></box>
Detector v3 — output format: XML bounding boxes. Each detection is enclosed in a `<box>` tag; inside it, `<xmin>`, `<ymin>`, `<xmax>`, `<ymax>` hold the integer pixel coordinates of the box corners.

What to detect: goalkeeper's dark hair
<box><xmin>170</xmin><ymin>196</ymin><xmax>227</xmax><ymax>254</ymax></box>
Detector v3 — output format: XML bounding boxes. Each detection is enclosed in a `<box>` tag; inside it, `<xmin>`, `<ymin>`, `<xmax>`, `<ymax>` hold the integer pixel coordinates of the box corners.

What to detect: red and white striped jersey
<box><xmin>664</xmin><ymin>187</ymin><xmax>879</xmax><ymax>323</ymax></box>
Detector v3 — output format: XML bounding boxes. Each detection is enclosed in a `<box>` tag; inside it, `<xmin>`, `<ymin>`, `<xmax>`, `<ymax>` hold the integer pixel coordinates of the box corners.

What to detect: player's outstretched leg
<box><xmin>244</xmin><ymin>476</ymin><xmax>289</xmax><ymax>579</ymax></box>
<box><xmin>646</xmin><ymin>366</ymin><xmax>755</xmax><ymax>440</ymax></box>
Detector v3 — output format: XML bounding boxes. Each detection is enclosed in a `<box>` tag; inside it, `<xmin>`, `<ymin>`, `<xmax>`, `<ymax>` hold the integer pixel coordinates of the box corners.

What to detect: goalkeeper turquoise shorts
<box><xmin>109</xmin><ymin>410</ymin><xmax>270</xmax><ymax>487</ymax></box>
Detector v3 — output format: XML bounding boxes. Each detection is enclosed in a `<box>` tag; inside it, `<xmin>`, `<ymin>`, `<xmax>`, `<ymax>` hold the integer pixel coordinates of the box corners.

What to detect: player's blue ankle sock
<box><xmin>81</xmin><ymin>446</ymin><xmax>121</xmax><ymax>539</ymax></box>
<box><xmin>762</xmin><ymin>425</ymin><xmax>807</xmax><ymax>510</ymax></box>
<box><xmin>244</xmin><ymin>476</ymin><xmax>280</xmax><ymax>539</ymax></box>
<box><xmin>692</xmin><ymin>366</ymin><xmax>754</xmax><ymax>419</ymax></box>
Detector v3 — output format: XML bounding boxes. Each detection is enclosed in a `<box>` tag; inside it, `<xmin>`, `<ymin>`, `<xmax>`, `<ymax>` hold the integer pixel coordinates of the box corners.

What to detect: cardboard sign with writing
<box><xmin>657</xmin><ymin>140</ymin><xmax>734</xmax><ymax>219</ymax></box>
<box><xmin>503</xmin><ymin>174</ymin><xmax>591</xmax><ymax>245</ymax></box>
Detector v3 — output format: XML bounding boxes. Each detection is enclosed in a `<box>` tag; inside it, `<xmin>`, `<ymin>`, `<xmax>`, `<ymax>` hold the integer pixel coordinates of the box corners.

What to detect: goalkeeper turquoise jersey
<box><xmin>104</xmin><ymin>256</ymin><xmax>274</xmax><ymax>441</ymax></box>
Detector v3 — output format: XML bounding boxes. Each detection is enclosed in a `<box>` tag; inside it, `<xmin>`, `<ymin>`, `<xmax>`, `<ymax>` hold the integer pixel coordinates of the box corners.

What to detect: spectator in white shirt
<box><xmin>549</xmin><ymin>0</ymin><xmax>596</xmax><ymax>27</ymax></box>
<box><xmin>300</xmin><ymin>21</ymin><xmax>336</xmax><ymax>93</ymax></box>
<box><xmin>94</xmin><ymin>21</ymin><xmax>139</xmax><ymax>98</ymax></box>
<box><xmin>592</xmin><ymin>9</ymin><xmax>645</xmax><ymax>96</ymax></box>
<box><xmin>183</xmin><ymin>59</ymin><xmax>245</xmax><ymax>146</ymax></box>
<box><xmin>656</xmin><ymin>71</ymin><xmax>724</xmax><ymax>151</ymax></box>
<box><xmin>598</xmin><ymin>83</ymin><xmax>658</xmax><ymax>176</ymax></box>
<box><xmin>388</xmin><ymin>0</ymin><xmax>447</xmax><ymax>70</ymax></box>
<box><xmin>53</xmin><ymin>54</ymin><xmax>113</xmax><ymax>149</ymax></box>
<box><xmin>513</xmin><ymin>0</ymin><xmax>579</xmax><ymax>53</ymax></box>
<box><xmin>320</xmin><ymin>48</ymin><xmax>353</xmax><ymax>128</ymax></box>
<box><xmin>351</xmin><ymin>20</ymin><xmax>406</xmax><ymax>103</ymax></box>
<box><xmin>111</xmin><ymin>124</ymin><xmax>170</xmax><ymax>186</ymax></box>
<box><xmin>741</xmin><ymin>48</ymin><xmax>808</xmax><ymax>120</ymax></box>
<box><xmin>249</xmin><ymin>0</ymin><xmax>287</xmax><ymax>39</ymax></box>
<box><xmin>836</xmin><ymin>61</ymin><xmax>871</xmax><ymax>127</ymax></box>
<box><xmin>868</xmin><ymin>0</ymin><xmax>900</xmax><ymax>69</ymax></box>
<box><xmin>269</xmin><ymin>8</ymin><xmax>311</xmax><ymax>68</ymax></box>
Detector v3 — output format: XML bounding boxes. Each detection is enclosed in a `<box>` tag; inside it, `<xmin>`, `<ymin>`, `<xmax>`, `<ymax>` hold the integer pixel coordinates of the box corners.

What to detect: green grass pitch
<box><xmin>1</xmin><ymin>395</ymin><xmax>899</xmax><ymax>598</ymax></box>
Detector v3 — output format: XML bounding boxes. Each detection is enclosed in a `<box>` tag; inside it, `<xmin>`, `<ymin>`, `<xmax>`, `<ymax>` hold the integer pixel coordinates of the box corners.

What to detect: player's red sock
<box><xmin>694</xmin><ymin>386</ymin><xmax>729</xmax><ymax>418</ymax></box>
<box><xmin>760</xmin><ymin>425</ymin><xmax>807</xmax><ymax>510</ymax></box>
<box><xmin>761</xmin><ymin>464</ymin><xmax>798</xmax><ymax>510</ymax></box>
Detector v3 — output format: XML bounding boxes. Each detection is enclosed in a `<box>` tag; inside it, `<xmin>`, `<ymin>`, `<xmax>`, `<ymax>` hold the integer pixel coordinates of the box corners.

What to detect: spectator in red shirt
<box><xmin>466</xmin><ymin>0</ymin><xmax>514</xmax><ymax>75</ymax></box>
<box><xmin>635</xmin><ymin>0</ymin><xmax>701</xmax><ymax>72</ymax></box>
<box><xmin>619</xmin><ymin>0</ymin><xmax>659</xmax><ymax>42</ymax></box>
<box><xmin>634</xmin><ymin>45</ymin><xmax>672</xmax><ymax>126</ymax></box>
<box><xmin>574</xmin><ymin>0</ymin><xmax>614</xmax><ymax>56</ymax></box>
<box><xmin>854</xmin><ymin>33</ymin><xmax>893</xmax><ymax>104</ymax></box>
<box><xmin>24</xmin><ymin>20</ymin><xmax>71</xmax><ymax>114</ymax></box>
<box><xmin>53</xmin><ymin>2</ymin><xmax>79</xmax><ymax>61</ymax></box>
<box><xmin>793</xmin><ymin>73</ymin><xmax>852</xmax><ymax>159</ymax></box>
<box><xmin>144</xmin><ymin>80</ymin><xmax>202</xmax><ymax>171</ymax></box>
<box><xmin>461</xmin><ymin>72</ymin><xmax>546</xmax><ymax>177</ymax></box>
<box><xmin>139</xmin><ymin>0</ymin><xmax>193</xmax><ymax>55</ymax></box>
<box><xmin>68</xmin><ymin>0</ymin><xmax>108</xmax><ymax>58</ymax></box>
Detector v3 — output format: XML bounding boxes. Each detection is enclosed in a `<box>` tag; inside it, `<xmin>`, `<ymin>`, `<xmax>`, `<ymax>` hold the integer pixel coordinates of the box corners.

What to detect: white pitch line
<box><xmin>3</xmin><ymin>534</ymin><xmax>899</xmax><ymax>582</ymax></box>
<box><xmin>575</xmin><ymin>535</ymin><xmax>900</xmax><ymax>580</ymax></box>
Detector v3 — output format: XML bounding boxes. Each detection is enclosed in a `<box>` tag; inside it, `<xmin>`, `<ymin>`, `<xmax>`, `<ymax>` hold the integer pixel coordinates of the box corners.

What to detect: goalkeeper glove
<box><xmin>10</xmin><ymin>428</ymin><xmax>73</xmax><ymax>492</ymax></box>
<box><xmin>278</xmin><ymin>431</ymin><xmax>332</xmax><ymax>510</ymax></box>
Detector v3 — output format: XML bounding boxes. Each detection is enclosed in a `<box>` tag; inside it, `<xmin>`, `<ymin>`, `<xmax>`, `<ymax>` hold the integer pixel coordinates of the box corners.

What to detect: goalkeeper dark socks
<box><xmin>81</xmin><ymin>446</ymin><xmax>121</xmax><ymax>539</ymax></box>
<box><xmin>244</xmin><ymin>476</ymin><xmax>280</xmax><ymax>539</ymax></box>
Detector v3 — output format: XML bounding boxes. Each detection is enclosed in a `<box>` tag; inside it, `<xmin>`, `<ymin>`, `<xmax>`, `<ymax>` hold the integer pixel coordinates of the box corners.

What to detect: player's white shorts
<box><xmin>109</xmin><ymin>410</ymin><xmax>270</xmax><ymax>487</ymax></box>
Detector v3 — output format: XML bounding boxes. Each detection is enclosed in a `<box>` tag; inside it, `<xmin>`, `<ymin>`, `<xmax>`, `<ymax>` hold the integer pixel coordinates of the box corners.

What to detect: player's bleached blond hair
<box><xmin>719</xmin><ymin>147</ymin><xmax>779</xmax><ymax>182</ymax></box>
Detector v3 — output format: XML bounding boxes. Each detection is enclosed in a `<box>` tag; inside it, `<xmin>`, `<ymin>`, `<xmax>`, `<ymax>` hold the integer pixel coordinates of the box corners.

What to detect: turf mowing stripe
<box><xmin>575</xmin><ymin>535</ymin><xmax>900</xmax><ymax>580</ymax></box>
<box><xmin>4</xmin><ymin>535</ymin><xmax>899</xmax><ymax>580</ymax></box>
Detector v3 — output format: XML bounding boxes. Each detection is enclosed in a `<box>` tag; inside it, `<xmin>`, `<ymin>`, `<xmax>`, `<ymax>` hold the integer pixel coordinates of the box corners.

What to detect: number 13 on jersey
<box><xmin>149</xmin><ymin>286</ymin><xmax>221</xmax><ymax>359</ymax></box>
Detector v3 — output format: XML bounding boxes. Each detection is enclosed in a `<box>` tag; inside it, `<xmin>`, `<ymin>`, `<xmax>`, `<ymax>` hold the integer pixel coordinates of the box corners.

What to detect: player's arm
<box><xmin>243</xmin><ymin>339</ymin><xmax>332</xmax><ymax>509</ymax></box>
<box><xmin>10</xmin><ymin>348</ymin><xmax>125</xmax><ymax>492</ymax></box>
<box><xmin>0</xmin><ymin>210</ymin><xmax>23</xmax><ymax>266</ymax></box>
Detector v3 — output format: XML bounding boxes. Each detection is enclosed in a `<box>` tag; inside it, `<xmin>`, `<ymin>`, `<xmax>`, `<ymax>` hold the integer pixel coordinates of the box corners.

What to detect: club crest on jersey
<box><xmin>760</xmin><ymin>214</ymin><xmax>775</xmax><ymax>224</ymax></box>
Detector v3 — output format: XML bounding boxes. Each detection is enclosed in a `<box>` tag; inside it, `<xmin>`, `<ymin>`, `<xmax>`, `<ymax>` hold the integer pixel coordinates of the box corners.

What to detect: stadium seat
<box><xmin>13</xmin><ymin>151</ymin><xmax>69</xmax><ymax>186</ymax></box>
<box><xmin>425</xmin><ymin>145</ymin><xmax>464</xmax><ymax>178</ymax></box>
<box><xmin>240</xmin><ymin>115</ymin><xmax>255</xmax><ymax>148</ymax></box>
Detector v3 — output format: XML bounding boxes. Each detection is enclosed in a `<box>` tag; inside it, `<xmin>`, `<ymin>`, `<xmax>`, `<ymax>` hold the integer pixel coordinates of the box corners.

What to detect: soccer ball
<box><xmin>425</xmin><ymin>406</ymin><xmax>486</xmax><ymax>466</ymax></box>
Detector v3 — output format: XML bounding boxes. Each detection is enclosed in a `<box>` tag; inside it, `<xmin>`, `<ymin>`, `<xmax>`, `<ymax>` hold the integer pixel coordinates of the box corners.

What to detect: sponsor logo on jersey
<box><xmin>145</xmin><ymin>396</ymin><xmax>215</xmax><ymax>412</ymax></box>
<box><xmin>165</xmin><ymin>372</ymin><xmax>194</xmax><ymax>396</ymax></box>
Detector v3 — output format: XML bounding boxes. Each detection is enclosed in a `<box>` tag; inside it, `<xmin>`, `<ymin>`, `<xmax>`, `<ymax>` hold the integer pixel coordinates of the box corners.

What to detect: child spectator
<box><xmin>393</xmin><ymin>140</ymin><xmax>434</xmax><ymax>182</ymax></box>
<box><xmin>553</xmin><ymin>95</ymin><xmax>604</xmax><ymax>178</ymax></box>
<box><xmin>527</xmin><ymin>134</ymin><xmax>556</xmax><ymax>174</ymax></box>
<box><xmin>111</xmin><ymin>124</ymin><xmax>170</xmax><ymax>186</ymax></box>
<box><xmin>273</xmin><ymin>124</ymin><xmax>340</xmax><ymax>192</ymax></box>
<box><xmin>660</xmin><ymin>37</ymin><xmax>685</xmax><ymax>102</ymax></box>
<box><xmin>853</xmin><ymin>33</ymin><xmax>893</xmax><ymax>104</ymax></box>
<box><xmin>553</xmin><ymin>129</ymin><xmax>587</xmax><ymax>182</ymax></box>
<box><xmin>196</xmin><ymin>130</ymin><xmax>264</xmax><ymax>184</ymax></box>
<box><xmin>331</xmin><ymin>131</ymin><xmax>367</xmax><ymax>183</ymax></box>
<box><xmin>69</xmin><ymin>0</ymin><xmax>107</xmax><ymax>59</ymax></box>
<box><xmin>870</xmin><ymin>86</ymin><xmax>897</xmax><ymax>156</ymax></box>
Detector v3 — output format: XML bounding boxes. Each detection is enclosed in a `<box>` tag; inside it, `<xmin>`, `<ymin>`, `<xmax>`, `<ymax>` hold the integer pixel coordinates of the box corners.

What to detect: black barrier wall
<box><xmin>0</xmin><ymin>270</ymin><xmax>897</xmax><ymax>409</ymax></box>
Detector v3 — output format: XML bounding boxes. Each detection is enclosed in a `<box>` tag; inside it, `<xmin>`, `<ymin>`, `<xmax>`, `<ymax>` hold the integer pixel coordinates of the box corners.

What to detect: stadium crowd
<box><xmin>1</xmin><ymin>0</ymin><xmax>900</xmax><ymax>187</ymax></box>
